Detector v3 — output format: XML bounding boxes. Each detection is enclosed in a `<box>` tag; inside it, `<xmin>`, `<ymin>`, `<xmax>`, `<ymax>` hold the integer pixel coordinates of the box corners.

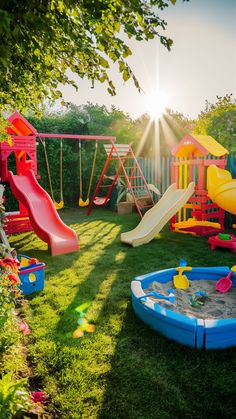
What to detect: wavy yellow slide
<box><xmin>120</xmin><ymin>182</ymin><xmax>195</xmax><ymax>247</ymax></box>
<box><xmin>207</xmin><ymin>165</ymin><xmax>236</xmax><ymax>214</ymax></box>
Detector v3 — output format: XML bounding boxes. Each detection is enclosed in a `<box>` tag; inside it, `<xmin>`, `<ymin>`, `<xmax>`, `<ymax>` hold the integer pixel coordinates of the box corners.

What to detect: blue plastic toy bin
<box><xmin>18</xmin><ymin>254</ymin><xmax>46</xmax><ymax>295</ymax></box>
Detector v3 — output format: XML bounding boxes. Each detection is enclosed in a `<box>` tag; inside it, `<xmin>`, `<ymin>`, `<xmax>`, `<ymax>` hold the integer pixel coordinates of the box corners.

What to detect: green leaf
<box><xmin>98</xmin><ymin>56</ymin><xmax>109</xmax><ymax>68</ymax></box>
<box><xmin>118</xmin><ymin>60</ymin><xmax>125</xmax><ymax>72</ymax></box>
<box><xmin>122</xmin><ymin>69</ymin><xmax>130</xmax><ymax>82</ymax></box>
<box><xmin>33</xmin><ymin>48</ymin><xmax>41</xmax><ymax>57</ymax></box>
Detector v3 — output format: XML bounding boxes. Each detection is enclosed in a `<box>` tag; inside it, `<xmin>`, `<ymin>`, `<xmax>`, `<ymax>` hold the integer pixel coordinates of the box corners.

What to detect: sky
<box><xmin>60</xmin><ymin>0</ymin><xmax>236</xmax><ymax>120</ymax></box>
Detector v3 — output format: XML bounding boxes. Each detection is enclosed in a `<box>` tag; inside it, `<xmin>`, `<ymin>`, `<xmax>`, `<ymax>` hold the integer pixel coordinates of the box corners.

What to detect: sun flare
<box><xmin>145</xmin><ymin>89</ymin><xmax>170</xmax><ymax>120</ymax></box>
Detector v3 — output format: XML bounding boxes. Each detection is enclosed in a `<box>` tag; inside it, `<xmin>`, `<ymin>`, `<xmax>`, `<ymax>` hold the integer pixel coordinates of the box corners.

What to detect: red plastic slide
<box><xmin>8</xmin><ymin>170</ymin><xmax>79</xmax><ymax>256</ymax></box>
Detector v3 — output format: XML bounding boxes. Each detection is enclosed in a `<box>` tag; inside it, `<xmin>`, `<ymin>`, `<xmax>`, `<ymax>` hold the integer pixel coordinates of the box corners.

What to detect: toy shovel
<box><xmin>215</xmin><ymin>271</ymin><xmax>232</xmax><ymax>293</ymax></box>
<box><xmin>138</xmin><ymin>288</ymin><xmax>175</xmax><ymax>303</ymax></box>
<box><xmin>173</xmin><ymin>266</ymin><xmax>192</xmax><ymax>290</ymax></box>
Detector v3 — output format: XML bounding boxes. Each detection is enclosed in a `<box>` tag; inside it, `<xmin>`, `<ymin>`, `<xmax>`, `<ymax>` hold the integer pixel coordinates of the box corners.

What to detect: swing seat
<box><xmin>79</xmin><ymin>197</ymin><xmax>89</xmax><ymax>207</ymax></box>
<box><xmin>94</xmin><ymin>197</ymin><xmax>109</xmax><ymax>206</ymax></box>
<box><xmin>54</xmin><ymin>200</ymin><xmax>64</xmax><ymax>210</ymax></box>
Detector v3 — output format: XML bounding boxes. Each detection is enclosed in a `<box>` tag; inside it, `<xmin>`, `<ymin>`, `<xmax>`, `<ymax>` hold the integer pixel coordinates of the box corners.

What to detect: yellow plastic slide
<box><xmin>207</xmin><ymin>165</ymin><xmax>236</xmax><ymax>215</ymax></box>
<box><xmin>120</xmin><ymin>182</ymin><xmax>195</xmax><ymax>247</ymax></box>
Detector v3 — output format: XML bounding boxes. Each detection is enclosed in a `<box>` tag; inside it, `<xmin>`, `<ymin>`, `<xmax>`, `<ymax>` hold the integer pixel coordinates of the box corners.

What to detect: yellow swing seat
<box><xmin>78</xmin><ymin>197</ymin><xmax>89</xmax><ymax>207</ymax></box>
<box><xmin>54</xmin><ymin>200</ymin><xmax>64</xmax><ymax>210</ymax></box>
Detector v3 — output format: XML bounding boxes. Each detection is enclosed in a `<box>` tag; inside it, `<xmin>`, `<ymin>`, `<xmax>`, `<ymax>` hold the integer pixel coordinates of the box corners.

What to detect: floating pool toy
<box><xmin>173</xmin><ymin>265</ymin><xmax>192</xmax><ymax>290</ymax></box>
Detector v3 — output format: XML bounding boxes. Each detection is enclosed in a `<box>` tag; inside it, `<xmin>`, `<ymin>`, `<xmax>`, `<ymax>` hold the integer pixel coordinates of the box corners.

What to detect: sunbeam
<box><xmin>159</xmin><ymin>115</ymin><xmax>180</xmax><ymax>151</ymax></box>
<box><xmin>135</xmin><ymin>118</ymin><xmax>153</xmax><ymax>157</ymax></box>
<box><xmin>153</xmin><ymin>119</ymin><xmax>161</xmax><ymax>186</ymax></box>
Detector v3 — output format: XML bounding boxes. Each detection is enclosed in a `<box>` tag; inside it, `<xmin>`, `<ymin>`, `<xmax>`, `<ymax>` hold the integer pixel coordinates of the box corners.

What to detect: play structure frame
<box><xmin>121</xmin><ymin>133</ymin><xmax>233</xmax><ymax>247</ymax></box>
<box><xmin>170</xmin><ymin>134</ymin><xmax>228</xmax><ymax>236</ymax></box>
<box><xmin>0</xmin><ymin>112</ymin><xmax>155</xmax><ymax>254</ymax></box>
<box><xmin>0</xmin><ymin>112</ymin><xmax>116</xmax><ymax>235</ymax></box>
<box><xmin>87</xmin><ymin>143</ymin><xmax>155</xmax><ymax>218</ymax></box>
<box><xmin>1</xmin><ymin>112</ymin><xmax>156</xmax><ymax>234</ymax></box>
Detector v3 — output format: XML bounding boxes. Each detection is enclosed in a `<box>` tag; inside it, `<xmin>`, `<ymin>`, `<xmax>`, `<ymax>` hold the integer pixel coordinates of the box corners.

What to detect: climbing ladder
<box><xmin>87</xmin><ymin>143</ymin><xmax>154</xmax><ymax>218</ymax></box>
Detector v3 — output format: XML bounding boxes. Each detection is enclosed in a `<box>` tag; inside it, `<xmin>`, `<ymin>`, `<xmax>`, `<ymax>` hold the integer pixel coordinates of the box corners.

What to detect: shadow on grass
<box><xmin>96</xmin><ymin>234</ymin><xmax>236</xmax><ymax>419</ymax></box>
<box><xmin>48</xmin><ymin>223</ymin><xmax>124</xmax><ymax>343</ymax></box>
<box><xmin>98</xmin><ymin>302</ymin><xmax>236</xmax><ymax>419</ymax></box>
<box><xmin>12</xmin><ymin>209</ymin><xmax>236</xmax><ymax>418</ymax></box>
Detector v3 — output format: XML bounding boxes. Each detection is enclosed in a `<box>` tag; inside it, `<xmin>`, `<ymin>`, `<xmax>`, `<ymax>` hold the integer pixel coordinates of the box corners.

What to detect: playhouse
<box><xmin>121</xmin><ymin>133</ymin><xmax>236</xmax><ymax>246</ymax></box>
<box><xmin>0</xmin><ymin>112</ymin><xmax>81</xmax><ymax>256</ymax></box>
<box><xmin>170</xmin><ymin>134</ymin><xmax>228</xmax><ymax>236</ymax></box>
<box><xmin>0</xmin><ymin>113</ymin><xmax>38</xmax><ymax>234</ymax></box>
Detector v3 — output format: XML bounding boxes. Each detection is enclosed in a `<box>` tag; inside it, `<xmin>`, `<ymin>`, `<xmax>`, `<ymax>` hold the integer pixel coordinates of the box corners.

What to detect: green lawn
<box><xmin>9</xmin><ymin>209</ymin><xmax>236</xmax><ymax>418</ymax></box>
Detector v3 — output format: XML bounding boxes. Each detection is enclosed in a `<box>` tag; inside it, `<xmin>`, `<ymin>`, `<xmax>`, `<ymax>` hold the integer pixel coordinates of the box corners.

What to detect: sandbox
<box><xmin>131</xmin><ymin>267</ymin><xmax>236</xmax><ymax>349</ymax></box>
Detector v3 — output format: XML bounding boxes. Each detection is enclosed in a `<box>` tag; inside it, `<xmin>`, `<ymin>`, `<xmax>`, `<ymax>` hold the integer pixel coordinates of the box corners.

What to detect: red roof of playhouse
<box><xmin>7</xmin><ymin>112</ymin><xmax>37</xmax><ymax>136</ymax></box>
<box><xmin>171</xmin><ymin>134</ymin><xmax>228</xmax><ymax>158</ymax></box>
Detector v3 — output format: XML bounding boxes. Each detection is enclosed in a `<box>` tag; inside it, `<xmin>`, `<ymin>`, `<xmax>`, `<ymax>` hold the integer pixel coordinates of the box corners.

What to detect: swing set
<box><xmin>1</xmin><ymin>111</ymin><xmax>155</xmax><ymax>240</ymax></box>
<box><xmin>37</xmin><ymin>133</ymin><xmax>115</xmax><ymax>209</ymax></box>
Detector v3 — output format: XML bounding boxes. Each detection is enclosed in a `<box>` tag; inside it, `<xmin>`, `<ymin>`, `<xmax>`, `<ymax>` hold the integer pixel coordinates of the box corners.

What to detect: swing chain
<box><xmin>41</xmin><ymin>137</ymin><xmax>64</xmax><ymax>209</ymax></box>
<box><xmin>78</xmin><ymin>140</ymin><xmax>98</xmax><ymax>206</ymax></box>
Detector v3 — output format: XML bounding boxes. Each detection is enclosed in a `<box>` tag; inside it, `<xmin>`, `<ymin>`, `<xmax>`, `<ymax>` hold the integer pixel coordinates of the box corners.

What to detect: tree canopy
<box><xmin>194</xmin><ymin>94</ymin><xmax>236</xmax><ymax>151</ymax></box>
<box><xmin>0</xmin><ymin>0</ymin><xmax>187</xmax><ymax>114</ymax></box>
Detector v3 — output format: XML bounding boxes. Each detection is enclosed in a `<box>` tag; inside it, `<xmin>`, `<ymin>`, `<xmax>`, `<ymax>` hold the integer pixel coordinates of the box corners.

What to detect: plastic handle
<box><xmin>175</xmin><ymin>266</ymin><xmax>192</xmax><ymax>275</ymax></box>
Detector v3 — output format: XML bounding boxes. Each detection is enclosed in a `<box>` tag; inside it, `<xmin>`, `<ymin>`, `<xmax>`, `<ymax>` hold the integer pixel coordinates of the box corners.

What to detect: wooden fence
<box><xmin>137</xmin><ymin>154</ymin><xmax>236</xmax><ymax>196</ymax></box>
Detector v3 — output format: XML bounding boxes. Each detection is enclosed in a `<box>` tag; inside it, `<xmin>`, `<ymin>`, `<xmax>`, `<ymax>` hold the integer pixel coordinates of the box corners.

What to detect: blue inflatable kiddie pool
<box><xmin>131</xmin><ymin>266</ymin><xmax>236</xmax><ymax>350</ymax></box>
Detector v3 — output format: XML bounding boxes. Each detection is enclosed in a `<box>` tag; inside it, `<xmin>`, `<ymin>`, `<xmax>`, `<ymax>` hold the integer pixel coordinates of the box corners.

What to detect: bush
<box><xmin>0</xmin><ymin>373</ymin><xmax>31</xmax><ymax>418</ymax></box>
<box><xmin>0</xmin><ymin>258</ymin><xmax>22</xmax><ymax>330</ymax></box>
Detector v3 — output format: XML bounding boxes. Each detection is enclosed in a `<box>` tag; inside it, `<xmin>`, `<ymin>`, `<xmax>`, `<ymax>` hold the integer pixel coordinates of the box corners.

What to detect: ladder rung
<box><xmin>128</xmin><ymin>176</ymin><xmax>142</xmax><ymax>179</ymax></box>
<box><xmin>100</xmin><ymin>184</ymin><xmax>113</xmax><ymax>188</ymax></box>
<box><xmin>131</xmin><ymin>186</ymin><xmax>147</xmax><ymax>189</ymax></box>
<box><xmin>140</xmin><ymin>204</ymin><xmax>153</xmax><ymax>208</ymax></box>
<box><xmin>110</xmin><ymin>157</ymin><xmax>129</xmax><ymax>161</ymax></box>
